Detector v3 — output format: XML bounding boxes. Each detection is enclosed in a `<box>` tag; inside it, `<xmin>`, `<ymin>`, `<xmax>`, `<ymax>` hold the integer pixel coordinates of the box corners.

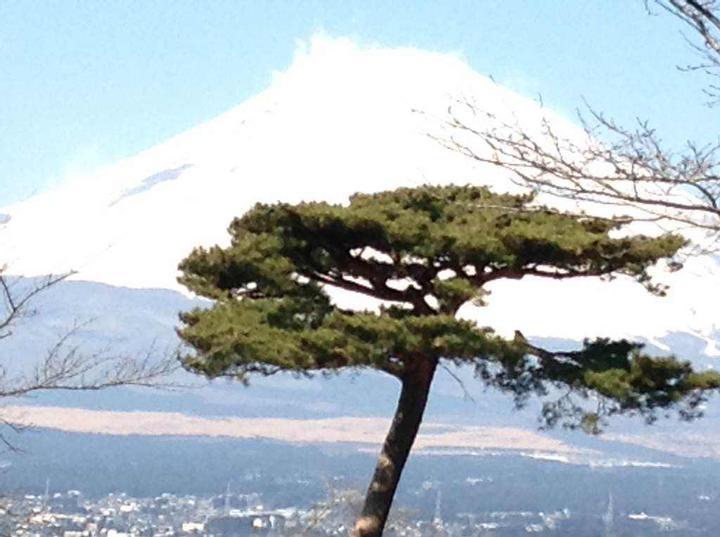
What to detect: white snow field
<box><xmin>2</xmin><ymin>35</ymin><xmax>718</xmax><ymax>349</ymax></box>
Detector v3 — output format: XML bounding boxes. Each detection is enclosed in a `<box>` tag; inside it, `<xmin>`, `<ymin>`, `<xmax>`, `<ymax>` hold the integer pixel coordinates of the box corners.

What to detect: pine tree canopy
<box><xmin>178</xmin><ymin>185</ymin><xmax>720</xmax><ymax>432</ymax></box>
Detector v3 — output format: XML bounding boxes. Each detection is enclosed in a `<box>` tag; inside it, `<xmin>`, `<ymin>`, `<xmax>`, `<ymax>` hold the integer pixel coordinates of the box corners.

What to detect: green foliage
<box><xmin>178</xmin><ymin>184</ymin><xmax>718</xmax><ymax>429</ymax></box>
<box><xmin>479</xmin><ymin>338</ymin><xmax>720</xmax><ymax>433</ymax></box>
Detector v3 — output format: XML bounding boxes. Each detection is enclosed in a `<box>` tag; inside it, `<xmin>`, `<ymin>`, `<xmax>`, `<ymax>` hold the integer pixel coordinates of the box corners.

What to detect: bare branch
<box><xmin>440</xmin><ymin>363</ymin><xmax>476</xmax><ymax>403</ymax></box>
<box><xmin>651</xmin><ymin>1</ymin><xmax>720</xmax><ymax>103</ymax></box>
<box><xmin>0</xmin><ymin>269</ymin><xmax>180</xmax><ymax>450</ymax></box>
<box><xmin>434</xmin><ymin>97</ymin><xmax>720</xmax><ymax>253</ymax></box>
<box><xmin>0</xmin><ymin>270</ymin><xmax>71</xmax><ymax>339</ymax></box>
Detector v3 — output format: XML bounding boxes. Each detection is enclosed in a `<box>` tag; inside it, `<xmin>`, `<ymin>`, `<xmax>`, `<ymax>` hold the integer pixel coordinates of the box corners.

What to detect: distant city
<box><xmin>3</xmin><ymin>431</ymin><xmax>720</xmax><ymax>536</ymax></box>
<box><xmin>4</xmin><ymin>1</ymin><xmax>720</xmax><ymax>535</ymax></box>
<box><xmin>1</xmin><ymin>484</ymin><xmax>707</xmax><ymax>536</ymax></box>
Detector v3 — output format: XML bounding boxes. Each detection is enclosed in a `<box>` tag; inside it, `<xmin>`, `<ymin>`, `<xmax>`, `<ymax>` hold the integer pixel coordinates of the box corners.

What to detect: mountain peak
<box><xmin>2</xmin><ymin>35</ymin><xmax>718</xmax><ymax>346</ymax></box>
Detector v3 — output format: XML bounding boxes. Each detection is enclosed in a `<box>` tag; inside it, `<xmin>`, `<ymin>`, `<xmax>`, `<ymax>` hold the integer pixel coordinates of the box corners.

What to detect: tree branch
<box><xmin>435</xmin><ymin>99</ymin><xmax>720</xmax><ymax>251</ymax></box>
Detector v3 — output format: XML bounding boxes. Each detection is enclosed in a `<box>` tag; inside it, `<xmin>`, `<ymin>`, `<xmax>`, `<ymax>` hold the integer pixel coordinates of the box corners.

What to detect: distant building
<box><xmin>182</xmin><ymin>521</ymin><xmax>206</xmax><ymax>534</ymax></box>
<box><xmin>206</xmin><ymin>513</ymin><xmax>285</xmax><ymax>536</ymax></box>
<box><xmin>602</xmin><ymin>493</ymin><xmax>615</xmax><ymax>537</ymax></box>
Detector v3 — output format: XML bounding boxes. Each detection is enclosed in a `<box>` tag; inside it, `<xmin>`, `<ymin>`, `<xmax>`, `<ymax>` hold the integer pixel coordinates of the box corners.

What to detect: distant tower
<box><xmin>432</xmin><ymin>488</ymin><xmax>443</xmax><ymax>528</ymax></box>
<box><xmin>602</xmin><ymin>492</ymin><xmax>616</xmax><ymax>537</ymax></box>
<box><xmin>224</xmin><ymin>481</ymin><xmax>232</xmax><ymax>515</ymax></box>
<box><xmin>43</xmin><ymin>477</ymin><xmax>50</xmax><ymax>507</ymax></box>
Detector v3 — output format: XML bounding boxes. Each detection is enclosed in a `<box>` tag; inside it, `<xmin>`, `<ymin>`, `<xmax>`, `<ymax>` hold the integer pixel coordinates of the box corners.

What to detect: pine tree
<box><xmin>178</xmin><ymin>185</ymin><xmax>720</xmax><ymax>537</ymax></box>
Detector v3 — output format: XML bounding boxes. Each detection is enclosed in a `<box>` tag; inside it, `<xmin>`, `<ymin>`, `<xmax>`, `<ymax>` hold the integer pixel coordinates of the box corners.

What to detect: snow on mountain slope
<box><xmin>1</xmin><ymin>35</ymin><xmax>719</xmax><ymax>347</ymax></box>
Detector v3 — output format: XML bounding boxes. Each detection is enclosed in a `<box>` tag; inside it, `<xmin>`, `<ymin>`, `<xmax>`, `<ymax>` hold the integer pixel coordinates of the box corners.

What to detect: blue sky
<box><xmin>1</xmin><ymin>1</ymin><xmax>715</xmax><ymax>206</ymax></box>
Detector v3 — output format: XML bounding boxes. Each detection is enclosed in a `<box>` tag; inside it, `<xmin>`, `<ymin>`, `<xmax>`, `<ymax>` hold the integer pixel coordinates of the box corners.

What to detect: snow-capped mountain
<box><xmin>2</xmin><ymin>36</ymin><xmax>719</xmax><ymax>348</ymax></box>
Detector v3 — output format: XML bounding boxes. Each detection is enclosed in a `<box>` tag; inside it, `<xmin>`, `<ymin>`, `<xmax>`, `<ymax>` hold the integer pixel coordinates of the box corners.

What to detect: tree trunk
<box><xmin>351</xmin><ymin>358</ymin><xmax>438</xmax><ymax>537</ymax></box>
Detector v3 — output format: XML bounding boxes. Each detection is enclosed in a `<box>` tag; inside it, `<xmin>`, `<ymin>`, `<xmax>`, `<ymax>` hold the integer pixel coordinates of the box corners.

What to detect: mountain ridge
<box><xmin>1</xmin><ymin>37</ymin><xmax>720</xmax><ymax>456</ymax></box>
<box><xmin>2</xmin><ymin>36</ymin><xmax>718</xmax><ymax>346</ymax></box>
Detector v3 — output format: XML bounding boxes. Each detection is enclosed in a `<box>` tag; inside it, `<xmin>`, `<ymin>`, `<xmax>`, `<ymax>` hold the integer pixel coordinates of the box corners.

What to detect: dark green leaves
<box><xmin>177</xmin><ymin>184</ymin><xmax>716</xmax><ymax>430</ymax></box>
<box><xmin>181</xmin><ymin>185</ymin><xmax>686</xmax><ymax>310</ymax></box>
<box><xmin>480</xmin><ymin>337</ymin><xmax>720</xmax><ymax>433</ymax></box>
<box><xmin>180</xmin><ymin>300</ymin><xmax>520</xmax><ymax>381</ymax></box>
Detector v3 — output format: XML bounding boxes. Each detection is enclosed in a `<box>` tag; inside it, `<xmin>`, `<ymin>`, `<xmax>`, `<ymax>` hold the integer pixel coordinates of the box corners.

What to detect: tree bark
<box><xmin>351</xmin><ymin>357</ymin><xmax>438</xmax><ymax>537</ymax></box>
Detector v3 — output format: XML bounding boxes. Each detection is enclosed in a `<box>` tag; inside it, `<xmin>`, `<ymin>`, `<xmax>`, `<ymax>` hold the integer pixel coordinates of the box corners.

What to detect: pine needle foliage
<box><xmin>178</xmin><ymin>184</ymin><xmax>718</xmax><ymax>431</ymax></box>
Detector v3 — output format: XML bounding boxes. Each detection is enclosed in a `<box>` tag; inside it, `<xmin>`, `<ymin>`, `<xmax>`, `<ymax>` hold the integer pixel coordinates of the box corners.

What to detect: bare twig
<box><xmin>440</xmin><ymin>363</ymin><xmax>476</xmax><ymax>403</ymax></box>
<box><xmin>433</xmin><ymin>96</ymin><xmax>720</xmax><ymax>253</ymax></box>
<box><xmin>0</xmin><ymin>268</ymin><xmax>180</xmax><ymax>451</ymax></box>
<box><xmin>428</xmin><ymin>2</ymin><xmax>720</xmax><ymax>255</ymax></box>
<box><xmin>650</xmin><ymin>1</ymin><xmax>720</xmax><ymax>103</ymax></box>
